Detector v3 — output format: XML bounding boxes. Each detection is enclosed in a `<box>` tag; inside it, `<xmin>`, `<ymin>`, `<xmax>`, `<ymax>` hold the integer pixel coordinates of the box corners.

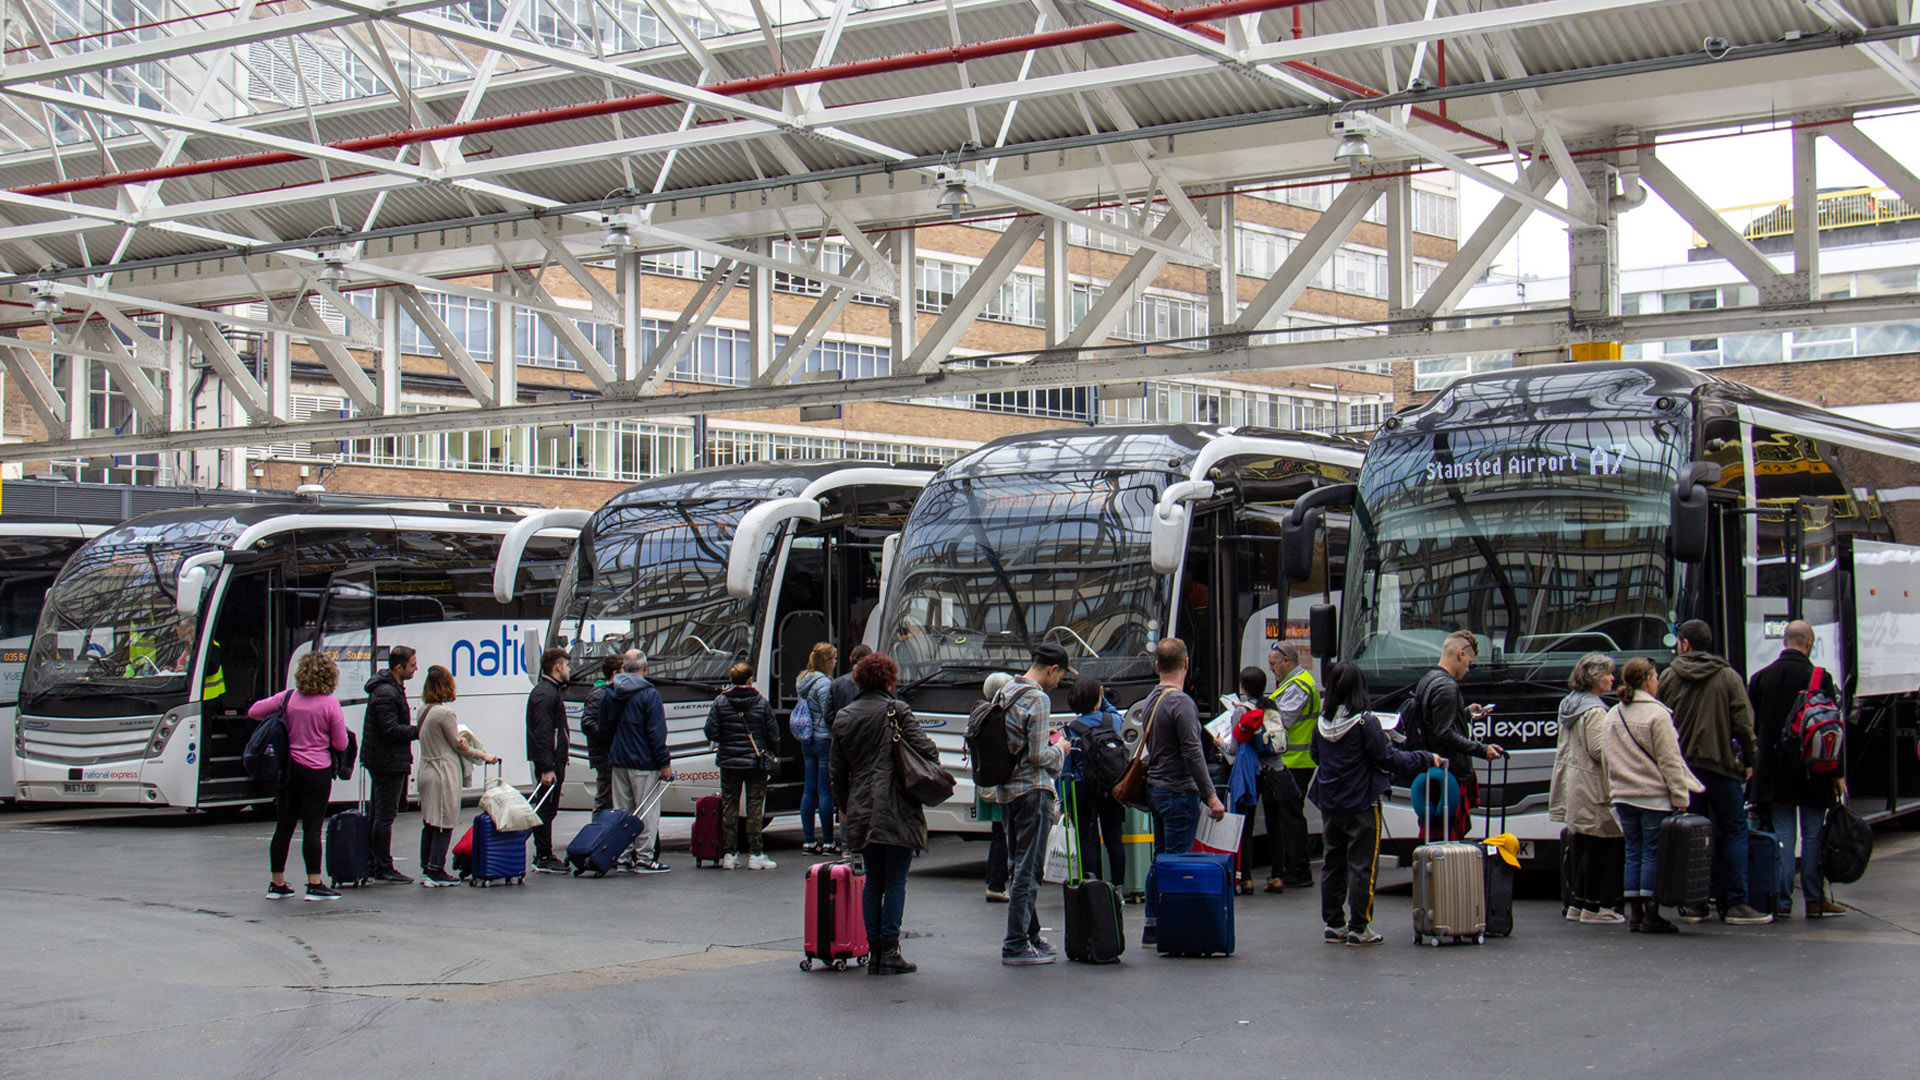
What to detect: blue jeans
<box><xmin>860</xmin><ymin>843</ymin><xmax>913</xmax><ymax>950</ymax></box>
<box><xmin>1614</xmin><ymin>804</ymin><xmax>1671</xmax><ymax>899</ymax></box>
<box><xmin>800</xmin><ymin>739</ymin><xmax>835</xmax><ymax>845</ymax></box>
<box><xmin>1773</xmin><ymin>802</ymin><xmax>1827</xmax><ymax>905</ymax></box>
<box><xmin>1144</xmin><ymin>787</ymin><xmax>1203</xmax><ymax>934</ymax></box>
<box><xmin>1687</xmin><ymin>771</ymin><xmax>1750</xmax><ymax>909</ymax></box>
<box><xmin>1001</xmin><ymin>790</ymin><xmax>1052</xmax><ymax>955</ymax></box>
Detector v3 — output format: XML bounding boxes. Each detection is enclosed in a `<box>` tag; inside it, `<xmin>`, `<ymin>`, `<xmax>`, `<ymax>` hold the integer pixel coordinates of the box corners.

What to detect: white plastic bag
<box><xmin>1042</xmin><ymin>818</ymin><xmax>1076</xmax><ymax>884</ymax></box>
<box><xmin>481</xmin><ymin>777</ymin><xmax>541</xmax><ymax>832</ymax></box>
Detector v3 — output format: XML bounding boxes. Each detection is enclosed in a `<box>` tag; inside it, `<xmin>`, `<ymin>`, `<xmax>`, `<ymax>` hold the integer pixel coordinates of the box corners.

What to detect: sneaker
<box><xmin>1806</xmin><ymin>900</ymin><xmax>1847</xmax><ymax>918</ymax></box>
<box><xmin>1723</xmin><ymin>904</ymin><xmax>1774</xmax><ymax>925</ymax></box>
<box><xmin>1030</xmin><ymin>937</ymin><xmax>1057</xmax><ymax>958</ymax></box>
<box><xmin>1324</xmin><ymin>926</ymin><xmax>1347</xmax><ymax>944</ymax></box>
<box><xmin>1677</xmin><ymin>904</ymin><xmax>1711</xmax><ymax>924</ymax></box>
<box><xmin>1001</xmin><ymin>946</ymin><xmax>1055</xmax><ymax>965</ymax></box>
<box><xmin>533</xmin><ymin>856</ymin><xmax>568</xmax><ymax>875</ymax></box>
<box><xmin>372</xmin><ymin>867</ymin><xmax>414</xmax><ymax>885</ymax></box>
<box><xmin>801</xmin><ymin>842</ymin><xmax>822</xmax><ymax>855</ymax></box>
<box><xmin>1775</xmin><ymin>901</ymin><xmax>1794</xmax><ymax>918</ymax></box>
<box><xmin>420</xmin><ymin>868</ymin><xmax>460</xmax><ymax>888</ymax></box>
<box><xmin>720</xmin><ymin>854</ymin><xmax>739</xmax><ymax>871</ymax></box>
<box><xmin>748</xmin><ymin>853</ymin><xmax>778</xmax><ymax>871</ymax></box>
<box><xmin>305</xmin><ymin>882</ymin><xmax>342</xmax><ymax>901</ymax></box>
<box><xmin>984</xmin><ymin>888</ymin><xmax>1010</xmax><ymax>903</ymax></box>
<box><xmin>1346</xmin><ymin>927</ymin><xmax>1384</xmax><ymax>947</ymax></box>
<box><xmin>265</xmin><ymin>882</ymin><xmax>296</xmax><ymax>900</ymax></box>
<box><xmin>1564</xmin><ymin>907</ymin><xmax>1584</xmax><ymax>922</ymax></box>
<box><xmin>1579</xmin><ymin>908</ymin><xmax>1627</xmax><ymax>925</ymax></box>
<box><xmin>1641</xmin><ymin>910</ymin><xmax>1680</xmax><ymax>934</ymax></box>
<box><xmin>633</xmin><ymin>859</ymin><xmax>673</xmax><ymax>875</ymax></box>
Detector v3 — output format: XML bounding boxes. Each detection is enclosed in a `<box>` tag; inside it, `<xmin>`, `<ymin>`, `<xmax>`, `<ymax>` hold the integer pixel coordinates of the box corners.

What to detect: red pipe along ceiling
<box><xmin>15</xmin><ymin>0</ymin><xmax>1492</xmax><ymax>199</ymax></box>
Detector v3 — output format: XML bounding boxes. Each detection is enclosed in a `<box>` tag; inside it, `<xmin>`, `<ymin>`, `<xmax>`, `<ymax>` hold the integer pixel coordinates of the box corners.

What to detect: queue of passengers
<box><xmin>255</xmin><ymin>613</ymin><xmax>1849</xmax><ymax>976</ymax></box>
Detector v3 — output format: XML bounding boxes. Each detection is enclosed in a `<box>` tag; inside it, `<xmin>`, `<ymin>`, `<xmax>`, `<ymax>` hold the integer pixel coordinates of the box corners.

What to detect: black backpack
<box><xmin>1821</xmin><ymin>801</ymin><xmax>1873</xmax><ymax>884</ymax></box>
<box><xmin>243</xmin><ymin>694</ymin><xmax>291</xmax><ymax>790</ymax></box>
<box><xmin>965</xmin><ymin>686</ymin><xmax>1040</xmax><ymax>788</ymax></box>
<box><xmin>1069</xmin><ymin>716</ymin><xmax>1130</xmax><ymax>794</ymax></box>
<box><xmin>1395</xmin><ymin>671</ymin><xmax>1440</xmax><ymax>754</ymax></box>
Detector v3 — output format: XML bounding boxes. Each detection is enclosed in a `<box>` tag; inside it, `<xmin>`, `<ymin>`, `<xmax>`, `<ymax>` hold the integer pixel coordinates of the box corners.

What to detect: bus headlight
<box><xmin>147</xmin><ymin>712</ymin><xmax>186</xmax><ymax>758</ymax></box>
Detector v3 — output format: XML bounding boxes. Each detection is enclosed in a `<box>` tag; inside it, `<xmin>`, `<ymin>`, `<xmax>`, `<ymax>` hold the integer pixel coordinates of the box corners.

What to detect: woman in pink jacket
<box><xmin>252</xmin><ymin>652</ymin><xmax>350</xmax><ymax>901</ymax></box>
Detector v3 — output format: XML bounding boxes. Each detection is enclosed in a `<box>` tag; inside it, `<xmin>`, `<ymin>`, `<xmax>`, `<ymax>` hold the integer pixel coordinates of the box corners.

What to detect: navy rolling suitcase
<box><xmin>325</xmin><ymin>773</ymin><xmax>370</xmax><ymax>887</ymax></box>
<box><xmin>568</xmin><ymin>805</ymin><xmax>648</xmax><ymax>877</ymax></box>
<box><xmin>466</xmin><ymin>811</ymin><xmax>528</xmax><ymax>886</ymax></box>
<box><xmin>1748</xmin><ymin>806</ymin><xmax>1782</xmax><ymax>914</ymax></box>
<box><xmin>1150</xmin><ymin>851</ymin><xmax>1235</xmax><ymax>957</ymax></box>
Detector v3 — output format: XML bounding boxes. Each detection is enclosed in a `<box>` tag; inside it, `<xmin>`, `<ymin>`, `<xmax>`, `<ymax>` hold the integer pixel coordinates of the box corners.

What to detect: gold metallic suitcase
<box><xmin>1412</xmin><ymin>841</ymin><xmax>1487</xmax><ymax>946</ymax></box>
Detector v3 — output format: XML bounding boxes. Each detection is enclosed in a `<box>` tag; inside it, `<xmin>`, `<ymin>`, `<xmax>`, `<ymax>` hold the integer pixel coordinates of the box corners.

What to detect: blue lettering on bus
<box><xmin>450</xmin><ymin>625</ymin><xmax>528</xmax><ymax>679</ymax></box>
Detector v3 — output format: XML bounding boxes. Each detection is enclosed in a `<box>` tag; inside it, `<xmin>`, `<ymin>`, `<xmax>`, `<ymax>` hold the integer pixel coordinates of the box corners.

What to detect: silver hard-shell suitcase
<box><xmin>1412</xmin><ymin>840</ymin><xmax>1487</xmax><ymax>946</ymax></box>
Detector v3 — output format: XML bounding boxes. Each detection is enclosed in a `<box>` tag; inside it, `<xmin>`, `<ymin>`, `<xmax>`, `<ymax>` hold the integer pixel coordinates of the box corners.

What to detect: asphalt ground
<box><xmin>3</xmin><ymin>804</ymin><xmax>1918</xmax><ymax>1079</ymax></box>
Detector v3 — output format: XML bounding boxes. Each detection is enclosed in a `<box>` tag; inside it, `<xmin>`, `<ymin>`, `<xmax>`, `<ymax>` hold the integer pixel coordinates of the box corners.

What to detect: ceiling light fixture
<box><xmin>603</xmin><ymin>213</ymin><xmax>639</xmax><ymax>251</ymax></box>
<box><xmin>934</xmin><ymin>173</ymin><xmax>972</xmax><ymax>218</ymax></box>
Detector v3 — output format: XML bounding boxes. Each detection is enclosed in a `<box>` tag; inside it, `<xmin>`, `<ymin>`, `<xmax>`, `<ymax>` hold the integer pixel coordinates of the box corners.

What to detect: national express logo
<box><xmin>451</xmin><ymin>625</ymin><xmax>535</xmax><ymax>679</ymax></box>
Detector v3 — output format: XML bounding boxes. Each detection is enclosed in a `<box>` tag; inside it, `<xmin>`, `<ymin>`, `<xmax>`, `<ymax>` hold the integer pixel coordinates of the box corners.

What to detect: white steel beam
<box><xmin>758</xmin><ymin>235</ymin><xmax>884</xmax><ymax>387</ymax></box>
<box><xmin>1638</xmin><ymin>150</ymin><xmax>1795</xmax><ymax>300</ymax></box>
<box><xmin>507</xmin><ymin>270</ymin><xmax>618</xmax><ymax>385</ymax></box>
<box><xmin>1352</xmin><ymin>113</ymin><xmax>1591</xmax><ymax>227</ymax></box>
<box><xmin>281</xmin><ymin>296</ymin><xmax>383</xmax><ymax>413</ymax></box>
<box><xmin>1824</xmin><ymin>121</ymin><xmax>1920</xmax><ymax>210</ymax></box>
<box><xmin>904</xmin><ymin>216</ymin><xmax>1047</xmax><ymax>372</ymax></box>
<box><xmin>1793</xmin><ymin>121</ymin><xmax>1821</xmax><ymax>303</ymax></box>
<box><xmin>393</xmin><ymin>285</ymin><xmax>499</xmax><ymax>408</ymax></box>
<box><xmin>24</xmin><ymin>291</ymin><xmax>1920</xmax><ymax>462</ymax></box>
<box><xmin>1803</xmin><ymin>0</ymin><xmax>1920</xmax><ymax>99</ymax></box>
<box><xmin>641</xmin><ymin>259</ymin><xmax>749</xmax><ymax>388</ymax></box>
<box><xmin>77</xmin><ymin>319</ymin><xmax>167</xmax><ymax>425</ymax></box>
<box><xmin>180</xmin><ymin>318</ymin><xmax>273</xmax><ymax>422</ymax></box>
<box><xmin>1062</xmin><ymin>211</ymin><xmax>1191</xmax><ymax>348</ymax></box>
<box><xmin>0</xmin><ymin>345</ymin><xmax>66</xmax><ymax>432</ymax></box>
<box><xmin>1230</xmin><ymin>177</ymin><xmax>1387</xmax><ymax>333</ymax></box>
<box><xmin>1414</xmin><ymin>159</ymin><xmax>1558</xmax><ymax>316</ymax></box>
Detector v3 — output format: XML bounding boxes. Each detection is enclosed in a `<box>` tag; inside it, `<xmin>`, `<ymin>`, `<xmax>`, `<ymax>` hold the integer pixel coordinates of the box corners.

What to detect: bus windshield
<box><xmin>560</xmin><ymin>501</ymin><xmax>764</xmax><ymax>686</ymax></box>
<box><xmin>22</xmin><ymin>541</ymin><xmax>212</xmax><ymax>701</ymax></box>
<box><xmin>881</xmin><ymin>470</ymin><xmax>1169</xmax><ymax>689</ymax></box>
<box><xmin>1344</xmin><ymin>416</ymin><xmax>1687</xmax><ymax>687</ymax></box>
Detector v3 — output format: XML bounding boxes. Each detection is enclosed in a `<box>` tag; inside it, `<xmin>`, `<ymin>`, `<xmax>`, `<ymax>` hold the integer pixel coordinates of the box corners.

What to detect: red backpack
<box><xmin>1781</xmin><ymin>667</ymin><xmax>1845</xmax><ymax>774</ymax></box>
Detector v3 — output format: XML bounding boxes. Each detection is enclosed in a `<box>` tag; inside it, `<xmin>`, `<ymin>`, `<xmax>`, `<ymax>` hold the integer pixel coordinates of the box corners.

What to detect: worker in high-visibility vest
<box><xmin>1263</xmin><ymin>641</ymin><xmax>1320</xmax><ymax>893</ymax></box>
<box><xmin>127</xmin><ymin>618</ymin><xmax>224</xmax><ymax>701</ymax></box>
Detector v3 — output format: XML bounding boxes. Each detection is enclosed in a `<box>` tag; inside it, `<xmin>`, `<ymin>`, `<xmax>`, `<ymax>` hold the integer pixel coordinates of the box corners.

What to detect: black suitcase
<box><xmin>325</xmin><ymin>807</ymin><xmax>370</xmax><ymax>887</ymax></box>
<box><xmin>1655</xmin><ymin>812</ymin><xmax>1714</xmax><ymax>909</ymax></box>
<box><xmin>1063</xmin><ymin>782</ymin><xmax>1125</xmax><ymax>964</ymax></box>
<box><xmin>1480</xmin><ymin>757</ymin><xmax>1515</xmax><ymax>936</ymax></box>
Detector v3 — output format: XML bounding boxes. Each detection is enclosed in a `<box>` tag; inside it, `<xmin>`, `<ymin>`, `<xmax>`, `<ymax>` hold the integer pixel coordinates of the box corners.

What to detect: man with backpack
<box><xmin>1747</xmin><ymin>620</ymin><xmax>1847</xmax><ymax>919</ymax></box>
<box><xmin>1400</xmin><ymin>631</ymin><xmax>1503</xmax><ymax>841</ymax></box>
<box><xmin>1265</xmin><ymin>642</ymin><xmax>1321</xmax><ymax>891</ymax></box>
<box><xmin>1064</xmin><ymin>676</ymin><xmax>1128</xmax><ymax>884</ymax></box>
<box><xmin>974</xmin><ymin>643</ymin><xmax>1071</xmax><ymax>966</ymax></box>
<box><xmin>581</xmin><ymin>654</ymin><xmax>622</xmax><ymax>815</ymax></box>
<box><xmin>1661</xmin><ymin>619</ymin><xmax>1770</xmax><ymax>925</ymax></box>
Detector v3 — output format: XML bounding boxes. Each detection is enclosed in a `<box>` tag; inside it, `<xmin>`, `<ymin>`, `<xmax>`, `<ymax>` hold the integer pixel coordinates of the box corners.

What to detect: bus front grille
<box><xmin>20</xmin><ymin>723</ymin><xmax>152</xmax><ymax>766</ymax></box>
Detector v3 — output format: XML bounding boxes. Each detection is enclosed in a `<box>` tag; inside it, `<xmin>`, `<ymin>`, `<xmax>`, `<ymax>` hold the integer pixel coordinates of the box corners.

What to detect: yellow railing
<box><xmin>1691</xmin><ymin>186</ymin><xmax>1920</xmax><ymax>247</ymax></box>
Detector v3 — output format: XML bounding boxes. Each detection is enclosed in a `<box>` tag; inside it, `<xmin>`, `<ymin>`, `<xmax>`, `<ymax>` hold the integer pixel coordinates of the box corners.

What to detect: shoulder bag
<box><xmin>1111</xmin><ymin>687</ymin><xmax>1169</xmax><ymax>810</ymax></box>
<box><xmin>888</xmin><ymin>701</ymin><xmax>956</xmax><ymax>807</ymax></box>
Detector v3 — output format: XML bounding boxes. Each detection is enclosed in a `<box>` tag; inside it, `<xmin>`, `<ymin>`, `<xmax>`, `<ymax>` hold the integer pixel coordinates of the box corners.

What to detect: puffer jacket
<box><xmin>359</xmin><ymin>670</ymin><xmax>417</xmax><ymax>774</ymax></box>
<box><xmin>1748</xmin><ymin>648</ymin><xmax>1842</xmax><ymax>809</ymax></box>
<box><xmin>830</xmin><ymin>689</ymin><xmax>938</xmax><ymax>852</ymax></box>
<box><xmin>1548</xmin><ymin>690</ymin><xmax>1620</xmax><ymax>837</ymax></box>
<box><xmin>703</xmin><ymin>685</ymin><xmax>779</xmax><ymax>772</ymax></box>
<box><xmin>1601</xmin><ymin>697</ymin><xmax>1704</xmax><ymax>812</ymax></box>
<box><xmin>1660</xmin><ymin>652</ymin><xmax>1757</xmax><ymax>781</ymax></box>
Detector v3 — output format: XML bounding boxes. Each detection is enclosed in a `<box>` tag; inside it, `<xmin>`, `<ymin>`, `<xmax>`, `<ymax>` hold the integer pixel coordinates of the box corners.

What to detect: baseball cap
<box><xmin>1031</xmin><ymin>642</ymin><xmax>1078</xmax><ymax>673</ymax></box>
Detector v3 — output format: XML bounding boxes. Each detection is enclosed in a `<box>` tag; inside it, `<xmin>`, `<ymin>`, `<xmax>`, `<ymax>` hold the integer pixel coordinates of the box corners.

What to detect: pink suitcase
<box><xmin>691</xmin><ymin>795</ymin><xmax>724</xmax><ymax>867</ymax></box>
<box><xmin>800</xmin><ymin>860</ymin><xmax>869</xmax><ymax>971</ymax></box>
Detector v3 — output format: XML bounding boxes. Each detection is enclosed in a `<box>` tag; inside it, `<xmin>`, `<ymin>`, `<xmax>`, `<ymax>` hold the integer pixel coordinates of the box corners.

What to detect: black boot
<box><xmin>868</xmin><ymin>939</ymin><xmax>913</xmax><ymax>975</ymax></box>
<box><xmin>1642</xmin><ymin>904</ymin><xmax>1680</xmax><ymax>935</ymax></box>
<box><xmin>1627</xmin><ymin>898</ymin><xmax>1644</xmax><ymax>933</ymax></box>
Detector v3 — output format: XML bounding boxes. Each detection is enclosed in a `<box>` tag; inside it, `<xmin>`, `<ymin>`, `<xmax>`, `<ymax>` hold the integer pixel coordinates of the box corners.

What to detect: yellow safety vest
<box><xmin>127</xmin><ymin>633</ymin><xmax>223</xmax><ymax>700</ymax></box>
<box><xmin>1272</xmin><ymin>667</ymin><xmax>1320</xmax><ymax>769</ymax></box>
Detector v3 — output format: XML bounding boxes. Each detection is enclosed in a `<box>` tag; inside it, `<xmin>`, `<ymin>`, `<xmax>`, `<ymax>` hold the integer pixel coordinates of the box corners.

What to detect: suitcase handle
<box><xmin>1481</xmin><ymin>751</ymin><xmax>1511</xmax><ymax>839</ymax></box>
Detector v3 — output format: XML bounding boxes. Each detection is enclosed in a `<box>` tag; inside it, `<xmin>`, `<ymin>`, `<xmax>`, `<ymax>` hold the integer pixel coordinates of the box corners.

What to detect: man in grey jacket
<box><xmin>997</xmin><ymin>643</ymin><xmax>1072</xmax><ymax>966</ymax></box>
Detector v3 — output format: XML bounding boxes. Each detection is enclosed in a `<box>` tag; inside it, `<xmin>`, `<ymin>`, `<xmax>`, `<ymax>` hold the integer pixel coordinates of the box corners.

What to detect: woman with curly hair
<box><xmin>252</xmin><ymin>651</ymin><xmax>349</xmax><ymax>901</ymax></box>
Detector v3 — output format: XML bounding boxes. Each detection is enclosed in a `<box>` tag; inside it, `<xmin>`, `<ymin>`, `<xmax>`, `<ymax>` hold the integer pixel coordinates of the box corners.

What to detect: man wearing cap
<box><xmin>997</xmin><ymin>643</ymin><xmax>1073</xmax><ymax>966</ymax></box>
<box><xmin>1266</xmin><ymin>642</ymin><xmax>1320</xmax><ymax>892</ymax></box>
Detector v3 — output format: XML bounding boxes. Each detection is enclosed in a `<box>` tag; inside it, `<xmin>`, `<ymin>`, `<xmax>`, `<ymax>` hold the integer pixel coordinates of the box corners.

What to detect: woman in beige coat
<box><xmin>416</xmin><ymin>665</ymin><xmax>497</xmax><ymax>887</ymax></box>
<box><xmin>1550</xmin><ymin>652</ymin><xmax>1625</xmax><ymax>925</ymax></box>
<box><xmin>1601</xmin><ymin>656</ymin><xmax>1704</xmax><ymax>935</ymax></box>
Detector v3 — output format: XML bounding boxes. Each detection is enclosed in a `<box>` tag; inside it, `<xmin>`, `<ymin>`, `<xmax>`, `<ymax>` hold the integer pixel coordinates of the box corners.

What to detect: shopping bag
<box><xmin>1042</xmin><ymin>818</ymin><xmax>1076</xmax><ymax>884</ymax></box>
<box><xmin>1192</xmin><ymin>810</ymin><xmax>1245</xmax><ymax>858</ymax></box>
<box><xmin>480</xmin><ymin>777</ymin><xmax>540</xmax><ymax>832</ymax></box>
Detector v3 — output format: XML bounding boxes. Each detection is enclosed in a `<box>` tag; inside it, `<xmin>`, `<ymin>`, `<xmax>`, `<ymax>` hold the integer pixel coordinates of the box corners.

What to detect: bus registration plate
<box><xmin>62</xmin><ymin>783</ymin><xmax>96</xmax><ymax>795</ymax></box>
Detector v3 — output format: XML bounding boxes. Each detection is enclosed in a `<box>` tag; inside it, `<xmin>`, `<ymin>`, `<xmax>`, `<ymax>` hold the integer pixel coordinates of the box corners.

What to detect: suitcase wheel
<box><xmin>799</xmin><ymin>959</ymin><xmax>813</xmax><ymax>971</ymax></box>
<box><xmin>595</xmin><ymin>869</ymin><xmax>608</xmax><ymax>879</ymax></box>
<box><xmin>856</xmin><ymin>955</ymin><xmax>869</xmax><ymax>967</ymax></box>
<box><xmin>1475</xmin><ymin>934</ymin><xmax>1485</xmax><ymax>945</ymax></box>
<box><xmin>832</xmin><ymin>960</ymin><xmax>848</xmax><ymax>972</ymax></box>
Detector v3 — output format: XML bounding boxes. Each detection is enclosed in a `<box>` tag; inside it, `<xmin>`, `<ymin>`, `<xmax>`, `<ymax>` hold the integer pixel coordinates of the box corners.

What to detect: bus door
<box><xmin>197</xmin><ymin>561</ymin><xmax>284</xmax><ymax>804</ymax></box>
<box><xmin>767</xmin><ymin>530</ymin><xmax>829</xmax><ymax>810</ymax></box>
<box><xmin>316</xmin><ymin>564</ymin><xmax>380</xmax><ymax>781</ymax></box>
<box><xmin>1179</xmin><ymin>505</ymin><xmax>1231</xmax><ymax>713</ymax></box>
<box><xmin>1223</xmin><ymin>512</ymin><xmax>1288</xmax><ymax>684</ymax></box>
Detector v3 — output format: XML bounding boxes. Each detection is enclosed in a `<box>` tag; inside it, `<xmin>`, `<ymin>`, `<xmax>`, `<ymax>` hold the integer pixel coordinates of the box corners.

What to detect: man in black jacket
<box><xmin>827</xmin><ymin>643</ymin><xmax>871</xmax><ymax>735</ymax></box>
<box><xmin>1406</xmin><ymin>630</ymin><xmax>1503</xmax><ymax>841</ymax></box>
<box><xmin>1748</xmin><ymin>620</ymin><xmax>1847</xmax><ymax>919</ymax></box>
<box><xmin>582</xmin><ymin>654</ymin><xmax>622</xmax><ymax>815</ymax></box>
<box><xmin>360</xmin><ymin>646</ymin><xmax>419</xmax><ymax>883</ymax></box>
<box><xmin>526</xmin><ymin>647</ymin><xmax>572</xmax><ymax>873</ymax></box>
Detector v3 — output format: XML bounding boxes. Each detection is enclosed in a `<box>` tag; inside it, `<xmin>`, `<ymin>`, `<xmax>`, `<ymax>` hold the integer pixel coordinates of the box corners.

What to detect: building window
<box><xmin>916</xmin><ymin>258</ymin><xmax>971</xmax><ymax>313</ymax></box>
<box><xmin>1413</xmin><ymin>190</ymin><xmax>1458</xmax><ymax>239</ymax></box>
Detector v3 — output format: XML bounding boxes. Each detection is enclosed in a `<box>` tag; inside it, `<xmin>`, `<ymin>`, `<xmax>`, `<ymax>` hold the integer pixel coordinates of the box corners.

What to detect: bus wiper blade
<box><xmin>644</xmin><ymin>675</ymin><xmax>724</xmax><ymax>691</ymax></box>
<box><xmin>899</xmin><ymin>662</ymin><xmax>1009</xmax><ymax>697</ymax></box>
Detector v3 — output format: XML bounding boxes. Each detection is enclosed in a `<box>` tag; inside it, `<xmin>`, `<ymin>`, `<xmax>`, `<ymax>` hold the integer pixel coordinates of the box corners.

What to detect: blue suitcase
<box><xmin>1749</xmin><ymin>810</ymin><xmax>1783</xmax><ymax>914</ymax></box>
<box><xmin>1150</xmin><ymin>851</ymin><xmax>1235</xmax><ymax>956</ymax></box>
<box><xmin>568</xmin><ymin>809</ymin><xmax>645</xmax><ymax>877</ymax></box>
<box><xmin>325</xmin><ymin>807</ymin><xmax>371</xmax><ymax>887</ymax></box>
<box><xmin>466</xmin><ymin>811</ymin><xmax>528</xmax><ymax>886</ymax></box>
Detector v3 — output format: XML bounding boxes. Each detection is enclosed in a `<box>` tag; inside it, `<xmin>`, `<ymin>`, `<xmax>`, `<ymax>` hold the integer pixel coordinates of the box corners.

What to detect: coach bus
<box><xmin>16</xmin><ymin>503</ymin><xmax>576</xmax><ymax>808</ymax></box>
<box><xmin>522</xmin><ymin>461</ymin><xmax>932</xmax><ymax>813</ymax></box>
<box><xmin>874</xmin><ymin>424</ymin><xmax>1365</xmax><ymax>834</ymax></box>
<box><xmin>0</xmin><ymin>524</ymin><xmax>107</xmax><ymax>801</ymax></box>
<box><xmin>1294</xmin><ymin>360</ymin><xmax>1920</xmax><ymax>862</ymax></box>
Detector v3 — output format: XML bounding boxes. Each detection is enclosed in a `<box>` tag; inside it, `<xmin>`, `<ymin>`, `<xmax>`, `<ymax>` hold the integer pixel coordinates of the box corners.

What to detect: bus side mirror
<box><xmin>1150</xmin><ymin>481</ymin><xmax>1214</xmax><ymax>575</ymax></box>
<box><xmin>1282</xmin><ymin>483</ymin><xmax>1356</xmax><ymax>584</ymax></box>
<box><xmin>1671</xmin><ymin>461</ymin><xmax>1723</xmax><ymax>564</ymax></box>
<box><xmin>1309</xmin><ymin>604</ymin><xmax>1338</xmax><ymax>659</ymax></box>
<box><xmin>174</xmin><ymin>551</ymin><xmax>224</xmax><ymax>617</ymax></box>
